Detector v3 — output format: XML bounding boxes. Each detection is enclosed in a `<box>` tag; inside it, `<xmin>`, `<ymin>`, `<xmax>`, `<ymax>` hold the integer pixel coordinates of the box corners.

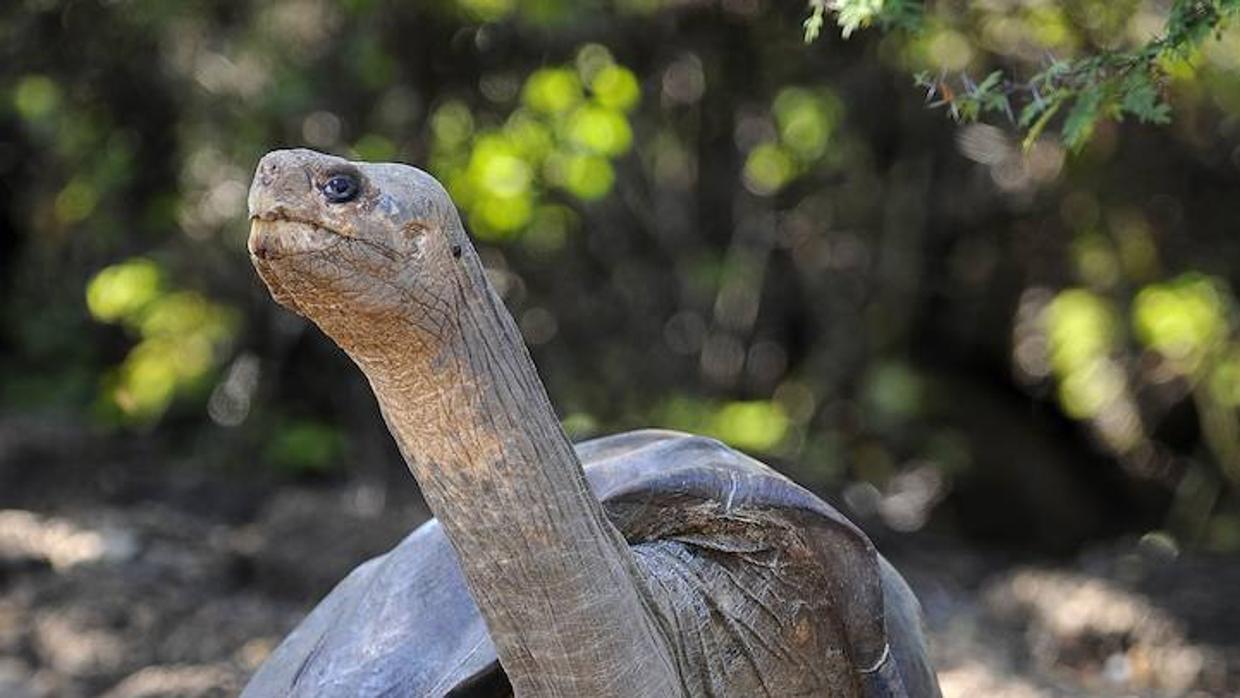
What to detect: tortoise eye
<box><xmin>322</xmin><ymin>174</ymin><xmax>359</xmax><ymax>203</ymax></box>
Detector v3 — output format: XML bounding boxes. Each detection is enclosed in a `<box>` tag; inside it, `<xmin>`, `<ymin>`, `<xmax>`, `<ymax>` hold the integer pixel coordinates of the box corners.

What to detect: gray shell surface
<box><xmin>241</xmin><ymin>430</ymin><xmax>938</xmax><ymax>697</ymax></box>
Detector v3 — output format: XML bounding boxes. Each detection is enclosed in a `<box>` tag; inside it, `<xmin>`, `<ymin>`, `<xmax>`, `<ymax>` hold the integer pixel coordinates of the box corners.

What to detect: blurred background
<box><xmin>2</xmin><ymin>0</ymin><xmax>1240</xmax><ymax>696</ymax></box>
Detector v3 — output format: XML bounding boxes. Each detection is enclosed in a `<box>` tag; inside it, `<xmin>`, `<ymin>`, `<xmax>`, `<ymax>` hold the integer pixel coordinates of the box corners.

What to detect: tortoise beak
<box><xmin>248</xmin><ymin>150</ymin><xmax>314</xmax><ymax>222</ymax></box>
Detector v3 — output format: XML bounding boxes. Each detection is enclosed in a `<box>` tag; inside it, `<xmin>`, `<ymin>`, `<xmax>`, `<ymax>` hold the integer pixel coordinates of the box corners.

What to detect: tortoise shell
<box><xmin>241</xmin><ymin>430</ymin><xmax>938</xmax><ymax>697</ymax></box>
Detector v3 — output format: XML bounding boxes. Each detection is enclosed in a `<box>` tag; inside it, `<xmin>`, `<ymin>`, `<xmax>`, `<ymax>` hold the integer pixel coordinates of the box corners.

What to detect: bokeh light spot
<box><xmin>565</xmin><ymin>104</ymin><xmax>633</xmax><ymax>156</ymax></box>
<box><xmin>14</xmin><ymin>75</ymin><xmax>59</xmax><ymax>120</ymax></box>
<box><xmin>1133</xmin><ymin>273</ymin><xmax>1230</xmax><ymax>372</ymax></box>
<box><xmin>743</xmin><ymin>143</ymin><xmax>796</xmax><ymax>195</ymax></box>
<box><xmin>522</xmin><ymin>68</ymin><xmax>583</xmax><ymax>114</ymax></box>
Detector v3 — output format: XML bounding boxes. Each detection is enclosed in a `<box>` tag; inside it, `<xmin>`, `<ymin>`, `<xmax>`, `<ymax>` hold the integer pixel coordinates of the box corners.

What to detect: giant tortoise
<box><xmin>243</xmin><ymin>148</ymin><xmax>941</xmax><ymax>697</ymax></box>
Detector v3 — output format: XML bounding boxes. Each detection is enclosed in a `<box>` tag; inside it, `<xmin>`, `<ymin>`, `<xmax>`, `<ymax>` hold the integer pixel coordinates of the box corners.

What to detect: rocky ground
<box><xmin>1</xmin><ymin>418</ymin><xmax>1238</xmax><ymax>697</ymax></box>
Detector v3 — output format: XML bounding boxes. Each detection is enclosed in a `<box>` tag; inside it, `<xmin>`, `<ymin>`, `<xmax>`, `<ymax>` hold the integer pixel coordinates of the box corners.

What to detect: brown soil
<box><xmin>1</xmin><ymin>418</ymin><xmax>1237</xmax><ymax>697</ymax></box>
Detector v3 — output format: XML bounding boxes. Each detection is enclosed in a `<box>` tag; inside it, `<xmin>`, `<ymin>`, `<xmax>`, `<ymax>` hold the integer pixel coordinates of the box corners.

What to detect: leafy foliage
<box><xmin>86</xmin><ymin>259</ymin><xmax>238</xmax><ymax>423</ymax></box>
<box><xmin>803</xmin><ymin>0</ymin><xmax>921</xmax><ymax>42</ymax></box>
<box><xmin>742</xmin><ymin>87</ymin><xmax>844</xmax><ymax>195</ymax></box>
<box><xmin>429</xmin><ymin>45</ymin><xmax>640</xmax><ymax>239</ymax></box>
<box><xmin>5</xmin><ymin>0</ymin><xmax>1240</xmax><ymax>552</ymax></box>
<box><xmin>811</xmin><ymin>0</ymin><xmax>1240</xmax><ymax>150</ymax></box>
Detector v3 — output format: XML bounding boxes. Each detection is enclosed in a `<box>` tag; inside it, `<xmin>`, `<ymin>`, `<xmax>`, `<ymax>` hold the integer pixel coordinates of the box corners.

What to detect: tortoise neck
<box><xmin>357</xmin><ymin>265</ymin><xmax>681</xmax><ymax>698</ymax></box>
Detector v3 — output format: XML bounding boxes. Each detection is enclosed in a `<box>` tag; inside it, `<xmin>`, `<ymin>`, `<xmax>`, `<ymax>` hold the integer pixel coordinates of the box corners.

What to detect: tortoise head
<box><xmin>247</xmin><ymin>149</ymin><xmax>476</xmax><ymax>358</ymax></box>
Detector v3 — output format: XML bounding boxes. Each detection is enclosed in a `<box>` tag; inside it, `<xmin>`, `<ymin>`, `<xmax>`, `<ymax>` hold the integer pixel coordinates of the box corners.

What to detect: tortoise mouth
<box><xmin>248</xmin><ymin>214</ymin><xmax>343</xmax><ymax>261</ymax></box>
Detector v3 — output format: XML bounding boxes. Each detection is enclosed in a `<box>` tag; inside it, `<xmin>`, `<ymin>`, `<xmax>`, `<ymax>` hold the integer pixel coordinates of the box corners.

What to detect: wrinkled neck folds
<box><xmin>345</xmin><ymin>262</ymin><xmax>682</xmax><ymax>698</ymax></box>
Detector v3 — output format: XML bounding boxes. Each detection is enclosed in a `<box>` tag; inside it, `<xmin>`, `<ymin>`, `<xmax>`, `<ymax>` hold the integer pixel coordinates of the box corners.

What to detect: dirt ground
<box><xmin>1</xmin><ymin>418</ymin><xmax>1238</xmax><ymax>698</ymax></box>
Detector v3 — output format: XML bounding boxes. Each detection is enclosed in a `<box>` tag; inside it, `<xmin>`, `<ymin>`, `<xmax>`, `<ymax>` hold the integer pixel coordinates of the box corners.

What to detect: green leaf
<box><xmin>1061</xmin><ymin>89</ymin><xmax>1104</xmax><ymax>152</ymax></box>
<box><xmin>1021</xmin><ymin>99</ymin><xmax>1062</xmax><ymax>152</ymax></box>
<box><xmin>1119</xmin><ymin>73</ymin><xmax>1172</xmax><ymax>124</ymax></box>
<box><xmin>815</xmin><ymin>0</ymin><xmax>1240</xmax><ymax>149</ymax></box>
<box><xmin>975</xmin><ymin>70</ymin><xmax>1003</xmax><ymax>95</ymax></box>
<box><xmin>804</xmin><ymin>0</ymin><xmax>923</xmax><ymax>42</ymax></box>
<box><xmin>803</xmin><ymin>0</ymin><xmax>827</xmax><ymax>43</ymax></box>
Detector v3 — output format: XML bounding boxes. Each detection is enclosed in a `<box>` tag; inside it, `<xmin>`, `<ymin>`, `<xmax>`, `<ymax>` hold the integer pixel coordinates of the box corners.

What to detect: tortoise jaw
<box><xmin>248</xmin><ymin>215</ymin><xmax>343</xmax><ymax>261</ymax></box>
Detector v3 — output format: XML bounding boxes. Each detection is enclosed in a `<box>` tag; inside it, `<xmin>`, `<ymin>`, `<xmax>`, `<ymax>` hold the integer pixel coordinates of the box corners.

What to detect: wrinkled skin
<box><xmin>245</xmin><ymin>149</ymin><xmax>941</xmax><ymax>697</ymax></box>
<box><xmin>248</xmin><ymin>153</ymin><xmax>461</xmax><ymax>357</ymax></box>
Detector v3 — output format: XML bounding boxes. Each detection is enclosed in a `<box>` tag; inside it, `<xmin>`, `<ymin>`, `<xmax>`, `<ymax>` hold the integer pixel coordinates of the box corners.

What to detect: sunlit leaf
<box><xmin>1044</xmin><ymin>288</ymin><xmax>1119</xmax><ymax>377</ymax></box>
<box><xmin>564</xmin><ymin>104</ymin><xmax>632</xmax><ymax>156</ymax></box>
<box><xmin>590</xmin><ymin>65</ymin><xmax>641</xmax><ymax>111</ymax></box>
<box><xmin>709</xmin><ymin>400</ymin><xmax>789</xmax><ymax>451</ymax></box>
<box><xmin>13</xmin><ymin>75</ymin><xmax>59</xmax><ymax>121</ymax></box>
<box><xmin>1133</xmin><ymin>273</ymin><xmax>1232</xmax><ymax>372</ymax></box>
<box><xmin>522</xmin><ymin>68</ymin><xmax>583</xmax><ymax>114</ymax></box>
<box><xmin>86</xmin><ymin>259</ymin><xmax>164</xmax><ymax>325</ymax></box>
<box><xmin>773</xmin><ymin>88</ymin><xmax>839</xmax><ymax>161</ymax></box>
<box><xmin>554</xmin><ymin>153</ymin><xmax>614</xmax><ymax>200</ymax></box>
<box><xmin>54</xmin><ymin>178</ymin><xmax>99</xmax><ymax>225</ymax></box>
<box><xmin>743</xmin><ymin>143</ymin><xmax>797</xmax><ymax>195</ymax></box>
<box><xmin>432</xmin><ymin>101</ymin><xmax>475</xmax><ymax>147</ymax></box>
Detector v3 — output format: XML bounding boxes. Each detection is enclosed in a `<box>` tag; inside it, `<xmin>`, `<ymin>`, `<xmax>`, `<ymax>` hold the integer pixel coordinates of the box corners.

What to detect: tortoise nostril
<box><xmin>259</xmin><ymin>159</ymin><xmax>281</xmax><ymax>186</ymax></box>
